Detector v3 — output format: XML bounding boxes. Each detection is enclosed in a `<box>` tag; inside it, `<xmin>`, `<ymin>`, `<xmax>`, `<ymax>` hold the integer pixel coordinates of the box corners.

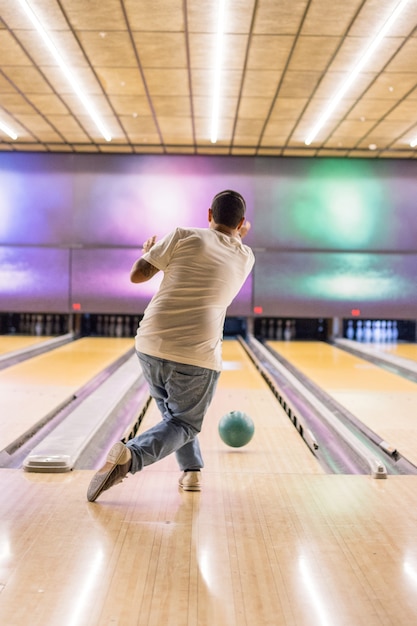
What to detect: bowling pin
<box><xmin>380</xmin><ymin>320</ymin><xmax>387</xmax><ymax>342</ymax></box>
<box><xmin>124</xmin><ymin>316</ymin><xmax>131</xmax><ymax>337</ymax></box>
<box><xmin>284</xmin><ymin>320</ymin><xmax>292</xmax><ymax>341</ymax></box>
<box><xmin>115</xmin><ymin>316</ymin><xmax>123</xmax><ymax>338</ymax></box>
<box><xmin>35</xmin><ymin>315</ymin><xmax>43</xmax><ymax>336</ymax></box>
<box><xmin>45</xmin><ymin>314</ymin><xmax>53</xmax><ymax>335</ymax></box>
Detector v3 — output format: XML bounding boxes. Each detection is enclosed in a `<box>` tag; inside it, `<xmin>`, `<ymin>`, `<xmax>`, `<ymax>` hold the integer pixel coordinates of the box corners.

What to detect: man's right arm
<box><xmin>130</xmin><ymin>258</ymin><xmax>160</xmax><ymax>283</ymax></box>
<box><xmin>130</xmin><ymin>235</ymin><xmax>160</xmax><ymax>283</ymax></box>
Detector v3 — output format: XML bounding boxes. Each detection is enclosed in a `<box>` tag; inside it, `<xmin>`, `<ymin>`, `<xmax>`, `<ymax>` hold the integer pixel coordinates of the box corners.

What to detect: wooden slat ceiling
<box><xmin>0</xmin><ymin>0</ymin><xmax>417</xmax><ymax>158</ymax></box>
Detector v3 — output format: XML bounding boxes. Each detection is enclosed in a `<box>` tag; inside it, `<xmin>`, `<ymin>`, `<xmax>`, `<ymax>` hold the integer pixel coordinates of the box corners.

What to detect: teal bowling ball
<box><xmin>218</xmin><ymin>410</ymin><xmax>255</xmax><ymax>448</ymax></box>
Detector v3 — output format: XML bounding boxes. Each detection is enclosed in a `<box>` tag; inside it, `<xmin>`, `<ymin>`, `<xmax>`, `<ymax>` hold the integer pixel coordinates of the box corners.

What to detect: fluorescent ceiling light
<box><xmin>0</xmin><ymin>120</ymin><xmax>18</xmax><ymax>140</ymax></box>
<box><xmin>305</xmin><ymin>0</ymin><xmax>411</xmax><ymax>146</ymax></box>
<box><xmin>409</xmin><ymin>136</ymin><xmax>417</xmax><ymax>147</ymax></box>
<box><xmin>210</xmin><ymin>0</ymin><xmax>226</xmax><ymax>144</ymax></box>
<box><xmin>17</xmin><ymin>0</ymin><xmax>112</xmax><ymax>142</ymax></box>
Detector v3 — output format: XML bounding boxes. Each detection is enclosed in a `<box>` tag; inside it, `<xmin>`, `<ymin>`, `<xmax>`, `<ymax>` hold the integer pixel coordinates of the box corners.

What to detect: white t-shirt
<box><xmin>135</xmin><ymin>227</ymin><xmax>254</xmax><ymax>371</ymax></box>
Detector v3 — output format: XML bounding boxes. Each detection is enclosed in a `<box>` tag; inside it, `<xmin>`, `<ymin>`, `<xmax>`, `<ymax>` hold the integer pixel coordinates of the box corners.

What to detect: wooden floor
<box><xmin>0</xmin><ymin>334</ymin><xmax>53</xmax><ymax>355</ymax></box>
<box><xmin>0</xmin><ymin>337</ymin><xmax>133</xmax><ymax>451</ymax></box>
<box><xmin>269</xmin><ymin>340</ymin><xmax>417</xmax><ymax>467</ymax></box>
<box><xmin>1</xmin><ymin>339</ymin><xmax>417</xmax><ymax>625</ymax></box>
<box><xmin>370</xmin><ymin>343</ymin><xmax>417</xmax><ymax>362</ymax></box>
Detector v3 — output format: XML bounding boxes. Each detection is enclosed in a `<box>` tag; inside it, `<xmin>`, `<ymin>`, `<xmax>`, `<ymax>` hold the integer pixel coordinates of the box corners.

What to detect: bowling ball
<box><xmin>218</xmin><ymin>410</ymin><xmax>255</xmax><ymax>448</ymax></box>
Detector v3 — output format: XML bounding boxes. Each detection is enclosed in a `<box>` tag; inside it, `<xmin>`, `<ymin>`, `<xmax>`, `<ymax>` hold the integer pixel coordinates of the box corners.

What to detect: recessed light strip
<box><xmin>210</xmin><ymin>0</ymin><xmax>226</xmax><ymax>144</ymax></box>
<box><xmin>17</xmin><ymin>0</ymin><xmax>112</xmax><ymax>142</ymax></box>
<box><xmin>0</xmin><ymin>120</ymin><xmax>18</xmax><ymax>140</ymax></box>
<box><xmin>304</xmin><ymin>0</ymin><xmax>411</xmax><ymax>146</ymax></box>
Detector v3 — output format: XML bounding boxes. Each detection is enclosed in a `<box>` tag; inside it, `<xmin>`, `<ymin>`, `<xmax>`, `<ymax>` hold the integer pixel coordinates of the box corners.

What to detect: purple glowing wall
<box><xmin>0</xmin><ymin>246</ymin><xmax>69</xmax><ymax>312</ymax></box>
<box><xmin>1</xmin><ymin>153</ymin><xmax>417</xmax><ymax>318</ymax></box>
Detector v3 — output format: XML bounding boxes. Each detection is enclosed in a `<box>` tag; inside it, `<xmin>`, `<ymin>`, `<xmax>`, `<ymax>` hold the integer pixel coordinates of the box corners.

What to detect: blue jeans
<box><xmin>126</xmin><ymin>352</ymin><xmax>220</xmax><ymax>473</ymax></box>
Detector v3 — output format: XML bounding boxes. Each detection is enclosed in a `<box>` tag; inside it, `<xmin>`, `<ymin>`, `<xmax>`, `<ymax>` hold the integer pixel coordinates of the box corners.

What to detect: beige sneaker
<box><xmin>87</xmin><ymin>442</ymin><xmax>131</xmax><ymax>502</ymax></box>
<box><xmin>179</xmin><ymin>471</ymin><xmax>201</xmax><ymax>492</ymax></box>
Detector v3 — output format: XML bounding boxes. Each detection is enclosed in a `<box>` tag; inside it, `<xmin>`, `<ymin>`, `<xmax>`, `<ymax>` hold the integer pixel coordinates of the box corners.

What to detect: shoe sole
<box><xmin>179</xmin><ymin>483</ymin><xmax>201</xmax><ymax>492</ymax></box>
<box><xmin>87</xmin><ymin>442</ymin><xmax>127</xmax><ymax>502</ymax></box>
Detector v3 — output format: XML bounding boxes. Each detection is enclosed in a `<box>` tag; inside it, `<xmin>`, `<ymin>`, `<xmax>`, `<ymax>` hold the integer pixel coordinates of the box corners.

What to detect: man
<box><xmin>87</xmin><ymin>190</ymin><xmax>254</xmax><ymax>502</ymax></box>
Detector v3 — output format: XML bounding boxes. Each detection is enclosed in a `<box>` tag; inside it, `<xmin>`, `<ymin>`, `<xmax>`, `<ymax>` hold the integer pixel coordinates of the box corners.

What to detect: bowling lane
<box><xmin>268</xmin><ymin>341</ymin><xmax>417</xmax><ymax>467</ymax></box>
<box><xmin>131</xmin><ymin>339</ymin><xmax>323</xmax><ymax>477</ymax></box>
<box><xmin>2</xmin><ymin>339</ymin><xmax>417</xmax><ymax>625</ymax></box>
<box><xmin>373</xmin><ymin>343</ymin><xmax>417</xmax><ymax>362</ymax></box>
<box><xmin>0</xmin><ymin>337</ymin><xmax>133</xmax><ymax>453</ymax></box>
<box><xmin>0</xmin><ymin>335</ymin><xmax>54</xmax><ymax>356</ymax></box>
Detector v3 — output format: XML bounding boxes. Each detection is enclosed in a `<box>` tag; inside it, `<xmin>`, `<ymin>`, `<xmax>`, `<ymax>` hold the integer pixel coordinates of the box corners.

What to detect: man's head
<box><xmin>210</xmin><ymin>190</ymin><xmax>246</xmax><ymax>229</ymax></box>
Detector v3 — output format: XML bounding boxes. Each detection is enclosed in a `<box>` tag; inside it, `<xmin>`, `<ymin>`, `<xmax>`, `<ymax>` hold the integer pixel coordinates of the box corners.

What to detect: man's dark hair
<box><xmin>211</xmin><ymin>190</ymin><xmax>246</xmax><ymax>228</ymax></box>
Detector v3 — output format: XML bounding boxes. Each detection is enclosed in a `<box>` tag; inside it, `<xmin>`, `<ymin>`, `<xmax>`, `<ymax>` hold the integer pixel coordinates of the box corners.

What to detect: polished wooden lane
<box><xmin>269</xmin><ymin>341</ymin><xmax>417</xmax><ymax>467</ymax></box>
<box><xmin>0</xmin><ymin>334</ymin><xmax>53</xmax><ymax>356</ymax></box>
<box><xmin>134</xmin><ymin>340</ymin><xmax>323</xmax><ymax>477</ymax></box>
<box><xmin>2</xmin><ymin>470</ymin><xmax>417</xmax><ymax>626</ymax></box>
<box><xmin>371</xmin><ymin>342</ymin><xmax>417</xmax><ymax>364</ymax></box>
<box><xmin>0</xmin><ymin>337</ymin><xmax>133</xmax><ymax>452</ymax></box>
<box><xmin>2</xmin><ymin>340</ymin><xmax>417</xmax><ymax>625</ymax></box>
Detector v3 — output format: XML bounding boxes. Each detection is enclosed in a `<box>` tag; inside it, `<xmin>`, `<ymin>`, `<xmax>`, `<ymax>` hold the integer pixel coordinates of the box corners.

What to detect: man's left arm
<box><xmin>238</xmin><ymin>220</ymin><xmax>251</xmax><ymax>239</ymax></box>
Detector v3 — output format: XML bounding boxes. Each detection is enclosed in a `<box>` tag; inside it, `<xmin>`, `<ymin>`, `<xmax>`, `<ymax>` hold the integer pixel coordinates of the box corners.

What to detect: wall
<box><xmin>1</xmin><ymin>153</ymin><xmax>416</xmax><ymax>318</ymax></box>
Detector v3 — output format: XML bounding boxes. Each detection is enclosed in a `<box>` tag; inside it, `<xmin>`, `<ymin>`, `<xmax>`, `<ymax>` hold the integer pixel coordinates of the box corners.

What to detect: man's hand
<box><xmin>142</xmin><ymin>235</ymin><xmax>157</xmax><ymax>253</ymax></box>
<box><xmin>238</xmin><ymin>220</ymin><xmax>251</xmax><ymax>239</ymax></box>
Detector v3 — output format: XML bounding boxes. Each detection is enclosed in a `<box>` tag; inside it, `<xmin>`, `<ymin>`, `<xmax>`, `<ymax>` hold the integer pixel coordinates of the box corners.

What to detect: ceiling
<box><xmin>1</xmin><ymin>0</ymin><xmax>417</xmax><ymax>158</ymax></box>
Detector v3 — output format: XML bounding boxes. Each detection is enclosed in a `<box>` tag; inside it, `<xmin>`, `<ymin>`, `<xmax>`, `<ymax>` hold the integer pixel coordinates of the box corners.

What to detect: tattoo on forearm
<box><xmin>139</xmin><ymin>259</ymin><xmax>159</xmax><ymax>278</ymax></box>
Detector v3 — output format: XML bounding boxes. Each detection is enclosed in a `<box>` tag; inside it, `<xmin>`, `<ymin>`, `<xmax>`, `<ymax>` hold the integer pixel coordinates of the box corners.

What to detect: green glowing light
<box><xmin>282</xmin><ymin>160</ymin><xmax>390</xmax><ymax>249</ymax></box>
